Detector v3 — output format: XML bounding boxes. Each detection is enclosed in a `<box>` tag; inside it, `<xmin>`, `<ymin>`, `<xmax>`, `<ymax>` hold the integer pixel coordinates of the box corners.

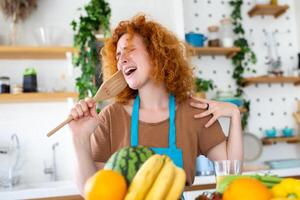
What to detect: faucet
<box><xmin>0</xmin><ymin>134</ymin><xmax>21</xmax><ymax>188</ymax></box>
<box><xmin>10</xmin><ymin>134</ymin><xmax>21</xmax><ymax>171</ymax></box>
<box><xmin>44</xmin><ymin>142</ymin><xmax>59</xmax><ymax>181</ymax></box>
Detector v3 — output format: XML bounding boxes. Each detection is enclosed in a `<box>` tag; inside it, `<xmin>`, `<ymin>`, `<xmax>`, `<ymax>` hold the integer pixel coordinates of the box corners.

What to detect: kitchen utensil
<box><xmin>214</xmin><ymin>160</ymin><xmax>242</xmax><ymax>191</ymax></box>
<box><xmin>33</xmin><ymin>27</ymin><xmax>64</xmax><ymax>46</ymax></box>
<box><xmin>196</xmin><ymin>155</ymin><xmax>214</xmax><ymax>176</ymax></box>
<box><xmin>282</xmin><ymin>128</ymin><xmax>294</xmax><ymax>137</ymax></box>
<box><xmin>243</xmin><ymin>132</ymin><xmax>263</xmax><ymax>161</ymax></box>
<box><xmin>265</xmin><ymin>129</ymin><xmax>277</xmax><ymax>138</ymax></box>
<box><xmin>185</xmin><ymin>32</ymin><xmax>207</xmax><ymax>47</ymax></box>
<box><xmin>293</xmin><ymin>112</ymin><xmax>300</xmax><ymax>125</ymax></box>
<box><xmin>47</xmin><ymin>70</ymin><xmax>127</xmax><ymax>137</ymax></box>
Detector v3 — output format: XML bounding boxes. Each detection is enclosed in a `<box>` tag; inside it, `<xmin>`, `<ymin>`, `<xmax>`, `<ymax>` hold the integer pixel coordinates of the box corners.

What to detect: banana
<box><xmin>145</xmin><ymin>156</ymin><xmax>175</xmax><ymax>200</ymax></box>
<box><xmin>165</xmin><ymin>166</ymin><xmax>186</xmax><ymax>200</ymax></box>
<box><xmin>124</xmin><ymin>154</ymin><xmax>165</xmax><ymax>200</ymax></box>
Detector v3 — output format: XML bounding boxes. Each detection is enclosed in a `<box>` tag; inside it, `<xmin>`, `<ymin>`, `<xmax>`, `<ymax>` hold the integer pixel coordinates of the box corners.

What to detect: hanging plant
<box><xmin>71</xmin><ymin>0</ymin><xmax>111</xmax><ymax>100</ymax></box>
<box><xmin>229</xmin><ymin>0</ymin><xmax>257</xmax><ymax>129</ymax></box>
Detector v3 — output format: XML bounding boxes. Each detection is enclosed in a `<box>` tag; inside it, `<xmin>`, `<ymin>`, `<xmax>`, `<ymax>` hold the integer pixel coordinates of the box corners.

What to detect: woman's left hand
<box><xmin>190</xmin><ymin>96</ymin><xmax>240</xmax><ymax>128</ymax></box>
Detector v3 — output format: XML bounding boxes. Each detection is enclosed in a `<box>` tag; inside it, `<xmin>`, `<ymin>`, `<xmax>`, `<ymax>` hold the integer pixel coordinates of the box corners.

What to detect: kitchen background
<box><xmin>0</xmin><ymin>0</ymin><xmax>299</xmax><ymax>190</ymax></box>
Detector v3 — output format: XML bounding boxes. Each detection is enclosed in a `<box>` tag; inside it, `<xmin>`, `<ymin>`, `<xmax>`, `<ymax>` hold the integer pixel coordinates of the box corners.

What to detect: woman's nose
<box><xmin>118</xmin><ymin>53</ymin><xmax>128</xmax><ymax>69</ymax></box>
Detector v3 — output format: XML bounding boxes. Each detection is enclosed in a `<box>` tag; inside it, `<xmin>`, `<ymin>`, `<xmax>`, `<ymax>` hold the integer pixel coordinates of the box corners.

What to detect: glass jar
<box><xmin>0</xmin><ymin>76</ymin><xmax>10</xmax><ymax>93</ymax></box>
<box><xmin>207</xmin><ymin>25</ymin><xmax>220</xmax><ymax>47</ymax></box>
<box><xmin>220</xmin><ymin>18</ymin><xmax>234</xmax><ymax>48</ymax></box>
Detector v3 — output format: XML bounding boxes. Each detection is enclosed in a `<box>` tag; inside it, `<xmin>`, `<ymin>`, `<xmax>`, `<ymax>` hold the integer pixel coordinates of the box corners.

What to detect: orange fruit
<box><xmin>84</xmin><ymin>169</ymin><xmax>127</xmax><ymax>200</ymax></box>
<box><xmin>223</xmin><ymin>178</ymin><xmax>273</xmax><ymax>200</ymax></box>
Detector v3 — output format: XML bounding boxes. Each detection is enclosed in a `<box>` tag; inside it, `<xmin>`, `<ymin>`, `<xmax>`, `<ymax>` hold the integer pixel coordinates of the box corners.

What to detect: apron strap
<box><xmin>169</xmin><ymin>94</ymin><xmax>177</xmax><ymax>149</ymax></box>
<box><xmin>130</xmin><ymin>95</ymin><xmax>140</xmax><ymax>147</ymax></box>
<box><xmin>130</xmin><ymin>94</ymin><xmax>177</xmax><ymax>149</ymax></box>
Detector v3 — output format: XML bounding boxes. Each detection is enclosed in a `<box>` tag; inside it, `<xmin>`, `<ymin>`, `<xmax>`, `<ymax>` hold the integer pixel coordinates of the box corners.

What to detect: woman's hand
<box><xmin>190</xmin><ymin>96</ymin><xmax>240</xmax><ymax>128</ymax></box>
<box><xmin>68</xmin><ymin>98</ymin><xmax>101</xmax><ymax>139</ymax></box>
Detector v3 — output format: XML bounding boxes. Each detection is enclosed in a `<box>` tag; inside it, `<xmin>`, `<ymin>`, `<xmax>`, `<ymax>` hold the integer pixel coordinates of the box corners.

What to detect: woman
<box><xmin>69</xmin><ymin>14</ymin><xmax>242</xmax><ymax>194</ymax></box>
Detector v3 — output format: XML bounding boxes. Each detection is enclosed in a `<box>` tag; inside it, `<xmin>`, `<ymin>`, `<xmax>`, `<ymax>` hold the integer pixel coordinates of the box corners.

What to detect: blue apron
<box><xmin>130</xmin><ymin>94</ymin><xmax>183</xmax><ymax>168</ymax></box>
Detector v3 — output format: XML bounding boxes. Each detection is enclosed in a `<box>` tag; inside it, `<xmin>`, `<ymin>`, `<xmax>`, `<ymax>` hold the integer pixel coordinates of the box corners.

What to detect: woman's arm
<box><xmin>190</xmin><ymin>97</ymin><xmax>243</xmax><ymax>161</ymax></box>
<box><xmin>68</xmin><ymin>98</ymin><xmax>103</xmax><ymax>195</ymax></box>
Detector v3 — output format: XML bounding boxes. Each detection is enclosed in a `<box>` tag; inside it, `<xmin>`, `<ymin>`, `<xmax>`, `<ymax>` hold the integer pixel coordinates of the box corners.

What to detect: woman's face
<box><xmin>116</xmin><ymin>33</ymin><xmax>152</xmax><ymax>90</ymax></box>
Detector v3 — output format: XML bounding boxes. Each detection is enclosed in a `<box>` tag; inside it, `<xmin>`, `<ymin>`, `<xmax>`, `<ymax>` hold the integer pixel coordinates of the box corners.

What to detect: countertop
<box><xmin>0</xmin><ymin>167</ymin><xmax>299</xmax><ymax>200</ymax></box>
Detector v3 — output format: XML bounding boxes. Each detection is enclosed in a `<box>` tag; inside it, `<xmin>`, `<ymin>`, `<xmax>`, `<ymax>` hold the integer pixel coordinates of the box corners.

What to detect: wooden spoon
<box><xmin>47</xmin><ymin>70</ymin><xmax>127</xmax><ymax>137</ymax></box>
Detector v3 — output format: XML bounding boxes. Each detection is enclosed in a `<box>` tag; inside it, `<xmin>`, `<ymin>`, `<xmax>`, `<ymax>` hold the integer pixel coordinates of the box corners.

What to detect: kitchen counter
<box><xmin>0</xmin><ymin>167</ymin><xmax>299</xmax><ymax>200</ymax></box>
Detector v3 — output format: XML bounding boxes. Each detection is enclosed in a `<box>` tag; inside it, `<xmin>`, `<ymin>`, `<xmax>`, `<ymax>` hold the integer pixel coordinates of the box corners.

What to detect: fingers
<box><xmin>205</xmin><ymin>116</ymin><xmax>217</xmax><ymax>128</ymax></box>
<box><xmin>194</xmin><ymin>109</ymin><xmax>214</xmax><ymax>118</ymax></box>
<box><xmin>70</xmin><ymin>98</ymin><xmax>97</xmax><ymax>120</ymax></box>
<box><xmin>190</xmin><ymin>102</ymin><xmax>208</xmax><ymax>110</ymax></box>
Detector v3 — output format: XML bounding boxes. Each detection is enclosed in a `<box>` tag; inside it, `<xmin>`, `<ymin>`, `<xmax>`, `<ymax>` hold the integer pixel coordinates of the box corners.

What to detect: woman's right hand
<box><xmin>68</xmin><ymin>98</ymin><xmax>100</xmax><ymax>139</ymax></box>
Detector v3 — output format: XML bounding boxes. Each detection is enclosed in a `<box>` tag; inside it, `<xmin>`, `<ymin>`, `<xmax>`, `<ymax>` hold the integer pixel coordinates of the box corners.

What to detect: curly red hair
<box><xmin>101</xmin><ymin>14</ymin><xmax>193</xmax><ymax>104</ymax></box>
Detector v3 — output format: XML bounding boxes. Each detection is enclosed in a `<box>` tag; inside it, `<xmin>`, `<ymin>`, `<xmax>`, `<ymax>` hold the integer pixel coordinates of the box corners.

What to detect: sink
<box><xmin>0</xmin><ymin>180</ymin><xmax>79</xmax><ymax>199</ymax></box>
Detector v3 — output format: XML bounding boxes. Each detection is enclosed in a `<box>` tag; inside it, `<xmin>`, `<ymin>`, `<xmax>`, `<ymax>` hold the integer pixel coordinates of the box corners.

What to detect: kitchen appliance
<box><xmin>185</xmin><ymin>33</ymin><xmax>207</xmax><ymax>47</ymax></box>
<box><xmin>196</xmin><ymin>155</ymin><xmax>214</xmax><ymax>176</ymax></box>
<box><xmin>0</xmin><ymin>76</ymin><xmax>10</xmax><ymax>93</ymax></box>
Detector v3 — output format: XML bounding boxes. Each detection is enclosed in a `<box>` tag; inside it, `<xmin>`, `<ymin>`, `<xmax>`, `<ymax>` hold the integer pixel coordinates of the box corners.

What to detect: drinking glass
<box><xmin>214</xmin><ymin>160</ymin><xmax>242</xmax><ymax>191</ymax></box>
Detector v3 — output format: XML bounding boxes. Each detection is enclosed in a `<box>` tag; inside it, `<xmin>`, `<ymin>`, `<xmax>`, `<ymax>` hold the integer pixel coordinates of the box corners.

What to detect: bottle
<box><xmin>220</xmin><ymin>18</ymin><xmax>234</xmax><ymax>48</ymax></box>
<box><xmin>0</xmin><ymin>76</ymin><xmax>10</xmax><ymax>93</ymax></box>
<box><xmin>207</xmin><ymin>25</ymin><xmax>220</xmax><ymax>47</ymax></box>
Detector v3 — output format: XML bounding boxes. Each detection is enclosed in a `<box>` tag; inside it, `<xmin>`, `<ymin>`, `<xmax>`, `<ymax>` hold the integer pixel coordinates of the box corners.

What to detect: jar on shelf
<box><xmin>207</xmin><ymin>25</ymin><xmax>220</xmax><ymax>47</ymax></box>
<box><xmin>0</xmin><ymin>76</ymin><xmax>10</xmax><ymax>93</ymax></box>
<box><xmin>220</xmin><ymin>18</ymin><xmax>234</xmax><ymax>48</ymax></box>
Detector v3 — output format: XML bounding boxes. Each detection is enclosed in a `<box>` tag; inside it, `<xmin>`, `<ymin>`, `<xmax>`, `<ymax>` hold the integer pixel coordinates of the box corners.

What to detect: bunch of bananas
<box><xmin>124</xmin><ymin>154</ymin><xmax>186</xmax><ymax>200</ymax></box>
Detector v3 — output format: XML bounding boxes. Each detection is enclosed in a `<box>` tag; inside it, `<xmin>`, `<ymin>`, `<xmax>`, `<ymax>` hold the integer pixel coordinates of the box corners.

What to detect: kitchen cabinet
<box><xmin>241</xmin><ymin>76</ymin><xmax>300</xmax><ymax>86</ymax></box>
<box><xmin>0</xmin><ymin>46</ymin><xmax>77</xmax><ymax>59</ymax></box>
<box><xmin>248</xmin><ymin>4</ymin><xmax>289</xmax><ymax>18</ymax></box>
<box><xmin>186</xmin><ymin>45</ymin><xmax>241</xmax><ymax>58</ymax></box>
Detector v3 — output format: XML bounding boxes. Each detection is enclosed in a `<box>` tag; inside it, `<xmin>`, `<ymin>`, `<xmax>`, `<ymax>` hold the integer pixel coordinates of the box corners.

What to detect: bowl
<box><xmin>265</xmin><ymin>129</ymin><xmax>277</xmax><ymax>138</ymax></box>
<box><xmin>282</xmin><ymin>128</ymin><xmax>294</xmax><ymax>137</ymax></box>
<box><xmin>33</xmin><ymin>27</ymin><xmax>64</xmax><ymax>46</ymax></box>
<box><xmin>185</xmin><ymin>33</ymin><xmax>207</xmax><ymax>47</ymax></box>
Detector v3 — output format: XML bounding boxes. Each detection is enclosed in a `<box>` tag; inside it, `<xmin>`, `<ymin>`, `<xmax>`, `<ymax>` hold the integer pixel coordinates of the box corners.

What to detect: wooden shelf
<box><xmin>0</xmin><ymin>92</ymin><xmax>78</xmax><ymax>102</ymax></box>
<box><xmin>241</xmin><ymin>76</ymin><xmax>300</xmax><ymax>87</ymax></box>
<box><xmin>187</xmin><ymin>46</ymin><xmax>241</xmax><ymax>58</ymax></box>
<box><xmin>262</xmin><ymin>135</ymin><xmax>300</xmax><ymax>145</ymax></box>
<box><xmin>0</xmin><ymin>46</ymin><xmax>78</xmax><ymax>59</ymax></box>
<box><xmin>248</xmin><ymin>4</ymin><xmax>289</xmax><ymax>18</ymax></box>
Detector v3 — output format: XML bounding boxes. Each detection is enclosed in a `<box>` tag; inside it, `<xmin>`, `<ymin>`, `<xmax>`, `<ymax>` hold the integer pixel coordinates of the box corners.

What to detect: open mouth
<box><xmin>124</xmin><ymin>66</ymin><xmax>137</xmax><ymax>76</ymax></box>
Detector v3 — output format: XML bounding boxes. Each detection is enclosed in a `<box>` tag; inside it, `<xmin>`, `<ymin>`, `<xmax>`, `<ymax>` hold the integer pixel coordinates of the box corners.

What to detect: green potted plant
<box><xmin>71</xmin><ymin>0</ymin><xmax>111</xmax><ymax>100</ymax></box>
<box><xmin>194</xmin><ymin>77</ymin><xmax>214</xmax><ymax>99</ymax></box>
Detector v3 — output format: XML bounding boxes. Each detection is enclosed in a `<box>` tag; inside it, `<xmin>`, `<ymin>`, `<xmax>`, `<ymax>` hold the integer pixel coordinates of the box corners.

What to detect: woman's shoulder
<box><xmin>99</xmin><ymin>101</ymin><xmax>126</xmax><ymax>117</ymax></box>
<box><xmin>178</xmin><ymin>96</ymin><xmax>206</xmax><ymax>112</ymax></box>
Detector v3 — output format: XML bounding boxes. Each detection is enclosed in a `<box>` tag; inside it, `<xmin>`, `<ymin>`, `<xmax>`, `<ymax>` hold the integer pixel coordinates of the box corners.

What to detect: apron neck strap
<box><xmin>130</xmin><ymin>94</ymin><xmax>177</xmax><ymax>149</ymax></box>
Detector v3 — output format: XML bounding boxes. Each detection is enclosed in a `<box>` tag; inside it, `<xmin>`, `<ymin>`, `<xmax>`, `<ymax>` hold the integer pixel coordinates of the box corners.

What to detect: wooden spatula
<box><xmin>47</xmin><ymin>70</ymin><xmax>127</xmax><ymax>137</ymax></box>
